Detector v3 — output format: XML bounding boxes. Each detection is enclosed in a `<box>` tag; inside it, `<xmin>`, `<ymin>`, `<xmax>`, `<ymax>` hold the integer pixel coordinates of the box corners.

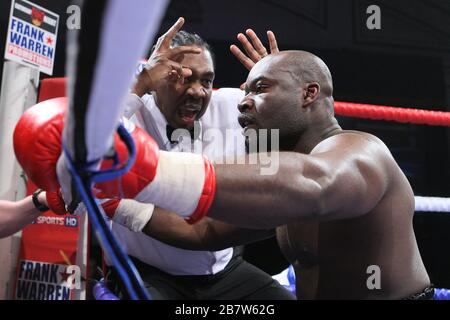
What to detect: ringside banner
<box><xmin>13</xmin><ymin>182</ymin><xmax>82</xmax><ymax>300</ymax></box>
<box><xmin>4</xmin><ymin>0</ymin><xmax>59</xmax><ymax>75</ymax></box>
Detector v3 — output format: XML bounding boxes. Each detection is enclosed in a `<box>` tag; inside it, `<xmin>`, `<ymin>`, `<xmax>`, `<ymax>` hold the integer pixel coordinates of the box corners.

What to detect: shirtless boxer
<box><xmin>121</xmin><ymin>50</ymin><xmax>433</xmax><ymax>299</ymax></box>
<box><xmin>218</xmin><ymin>51</ymin><xmax>430</xmax><ymax>299</ymax></box>
<box><xmin>193</xmin><ymin>50</ymin><xmax>429</xmax><ymax>299</ymax></box>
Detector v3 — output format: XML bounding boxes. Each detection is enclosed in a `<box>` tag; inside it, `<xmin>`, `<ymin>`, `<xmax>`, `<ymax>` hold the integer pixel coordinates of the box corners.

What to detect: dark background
<box><xmin>1</xmin><ymin>0</ymin><xmax>450</xmax><ymax>288</ymax></box>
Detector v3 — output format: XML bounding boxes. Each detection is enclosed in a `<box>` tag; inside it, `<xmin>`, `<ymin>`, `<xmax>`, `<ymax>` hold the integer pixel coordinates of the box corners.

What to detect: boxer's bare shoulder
<box><xmin>311</xmin><ymin>130</ymin><xmax>391</xmax><ymax>157</ymax></box>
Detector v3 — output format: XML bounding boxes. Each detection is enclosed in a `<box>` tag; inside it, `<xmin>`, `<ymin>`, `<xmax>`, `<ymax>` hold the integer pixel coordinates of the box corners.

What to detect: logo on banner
<box><xmin>31</xmin><ymin>7</ymin><xmax>44</xmax><ymax>27</ymax></box>
<box><xmin>4</xmin><ymin>0</ymin><xmax>59</xmax><ymax>75</ymax></box>
<box><xmin>65</xmin><ymin>216</ymin><xmax>78</xmax><ymax>227</ymax></box>
<box><xmin>32</xmin><ymin>215</ymin><xmax>78</xmax><ymax>227</ymax></box>
<box><xmin>15</xmin><ymin>260</ymin><xmax>81</xmax><ymax>300</ymax></box>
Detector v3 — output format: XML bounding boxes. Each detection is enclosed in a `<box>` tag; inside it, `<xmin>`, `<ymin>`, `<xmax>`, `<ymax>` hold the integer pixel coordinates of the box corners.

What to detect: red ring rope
<box><xmin>334</xmin><ymin>101</ymin><xmax>450</xmax><ymax>126</ymax></box>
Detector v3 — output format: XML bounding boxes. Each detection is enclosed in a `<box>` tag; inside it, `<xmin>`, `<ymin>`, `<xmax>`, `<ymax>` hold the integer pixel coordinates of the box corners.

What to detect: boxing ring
<box><xmin>89</xmin><ymin>99</ymin><xmax>450</xmax><ymax>300</ymax></box>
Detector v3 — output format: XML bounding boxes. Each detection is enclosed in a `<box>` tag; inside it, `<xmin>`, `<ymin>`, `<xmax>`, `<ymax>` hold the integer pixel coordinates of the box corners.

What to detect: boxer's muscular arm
<box><xmin>209</xmin><ymin>133</ymin><xmax>391</xmax><ymax>229</ymax></box>
<box><xmin>0</xmin><ymin>194</ymin><xmax>45</xmax><ymax>238</ymax></box>
<box><xmin>144</xmin><ymin>207</ymin><xmax>275</xmax><ymax>250</ymax></box>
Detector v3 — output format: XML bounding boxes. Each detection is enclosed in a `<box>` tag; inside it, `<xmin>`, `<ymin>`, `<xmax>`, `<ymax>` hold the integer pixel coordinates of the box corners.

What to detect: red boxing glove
<box><xmin>13</xmin><ymin>98</ymin><xmax>160</xmax><ymax>197</ymax></box>
<box><xmin>14</xmin><ymin>98</ymin><xmax>66</xmax><ymax>192</ymax></box>
<box><xmin>45</xmin><ymin>189</ymin><xmax>68</xmax><ymax>215</ymax></box>
<box><xmin>14</xmin><ymin>97</ymin><xmax>216</xmax><ymax>224</ymax></box>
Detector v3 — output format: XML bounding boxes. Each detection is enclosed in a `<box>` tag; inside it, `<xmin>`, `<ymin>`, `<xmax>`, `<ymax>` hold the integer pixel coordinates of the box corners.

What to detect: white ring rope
<box><xmin>415</xmin><ymin>196</ymin><xmax>450</xmax><ymax>213</ymax></box>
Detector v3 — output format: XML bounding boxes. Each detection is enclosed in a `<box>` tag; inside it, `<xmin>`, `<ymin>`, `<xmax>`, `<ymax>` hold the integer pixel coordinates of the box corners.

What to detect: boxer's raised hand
<box><xmin>230</xmin><ymin>29</ymin><xmax>279</xmax><ymax>71</ymax></box>
<box><xmin>133</xmin><ymin>17</ymin><xmax>201</xmax><ymax>97</ymax></box>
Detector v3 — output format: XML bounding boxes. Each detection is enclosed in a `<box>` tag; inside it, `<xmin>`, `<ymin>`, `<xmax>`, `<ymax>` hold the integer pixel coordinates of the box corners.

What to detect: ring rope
<box><xmin>334</xmin><ymin>101</ymin><xmax>450</xmax><ymax>126</ymax></box>
<box><xmin>415</xmin><ymin>196</ymin><xmax>450</xmax><ymax>213</ymax></box>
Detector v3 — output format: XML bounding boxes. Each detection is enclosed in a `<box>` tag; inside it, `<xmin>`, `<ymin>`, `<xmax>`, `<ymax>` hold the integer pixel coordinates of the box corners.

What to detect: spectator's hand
<box><xmin>133</xmin><ymin>17</ymin><xmax>201</xmax><ymax>97</ymax></box>
<box><xmin>230</xmin><ymin>29</ymin><xmax>279</xmax><ymax>71</ymax></box>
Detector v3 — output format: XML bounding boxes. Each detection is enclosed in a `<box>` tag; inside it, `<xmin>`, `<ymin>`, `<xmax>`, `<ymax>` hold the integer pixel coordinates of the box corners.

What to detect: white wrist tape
<box><xmin>135</xmin><ymin>151</ymin><xmax>205</xmax><ymax>218</ymax></box>
<box><xmin>112</xmin><ymin>199</ymin><xmax>155</xmax><ymax>232</ymax></box>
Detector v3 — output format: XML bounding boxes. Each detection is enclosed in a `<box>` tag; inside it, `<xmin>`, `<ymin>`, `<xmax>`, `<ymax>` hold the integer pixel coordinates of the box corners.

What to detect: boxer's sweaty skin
<box><xmin>212</xmin><ymin>129</ymin><xmax>431</xmax><ymax>299</ymax></box>
<box><xmin>274</xmin><ymin>131</ymin><xmax>430</xmax><ymax>299</ymax></box>
<box><xmin>276</xmin><ymin>166</ymin><xmax>430</xmax><ymax>299</ymax></box>
<box><xmin>277</xmin><ymin>221</ymin><xmax>319</xmax><ymax>300</ymax></box>
<box><xmin>310</xmin><ymin>136</ymin><xmax>429</xmax><ymax>300</ymax></box>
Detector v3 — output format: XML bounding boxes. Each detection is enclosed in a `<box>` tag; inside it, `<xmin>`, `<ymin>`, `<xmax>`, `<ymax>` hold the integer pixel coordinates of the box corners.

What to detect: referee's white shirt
<box><xmin>111</xmin><ymin>88</ymin><xmax>246</xmax><ymax>275</ymax></box>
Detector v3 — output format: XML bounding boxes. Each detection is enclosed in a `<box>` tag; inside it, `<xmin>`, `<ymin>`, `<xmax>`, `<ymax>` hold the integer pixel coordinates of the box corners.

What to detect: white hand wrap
<box><xmin>134</xmin><ymin>151</ymin><xmax>206</xmax><ymax>218</ymax></box>
<box><xmin>112</xmin><ymin>199</ymin><xmax>155</xmax><ymax>232</ymax></box>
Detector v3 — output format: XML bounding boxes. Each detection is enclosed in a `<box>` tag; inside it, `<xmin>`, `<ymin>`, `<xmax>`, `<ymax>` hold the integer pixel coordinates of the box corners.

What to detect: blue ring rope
<box><xmin>62</xmin><ymin>124</ymin><xmax>150</xmax><ymax>300</ymax></box>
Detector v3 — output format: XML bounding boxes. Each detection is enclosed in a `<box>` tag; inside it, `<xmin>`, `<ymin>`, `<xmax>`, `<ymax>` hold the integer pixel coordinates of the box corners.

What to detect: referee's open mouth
<box><xmin>177</xmin><ymin>104</ymin><xmax>202</xmax><ymax>126</ymax></box>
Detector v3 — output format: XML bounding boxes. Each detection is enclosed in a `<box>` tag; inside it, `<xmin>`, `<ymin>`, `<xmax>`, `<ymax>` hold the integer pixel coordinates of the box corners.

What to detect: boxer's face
<box><xmin>238</xmin><ymin>55</ymin><xmax>304</xmax><ymax>150</ymax></box>
<box><xmin>155</xmin><ymin>47</ymin><xmax>214</xmax><ymax>129</ymax></box>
